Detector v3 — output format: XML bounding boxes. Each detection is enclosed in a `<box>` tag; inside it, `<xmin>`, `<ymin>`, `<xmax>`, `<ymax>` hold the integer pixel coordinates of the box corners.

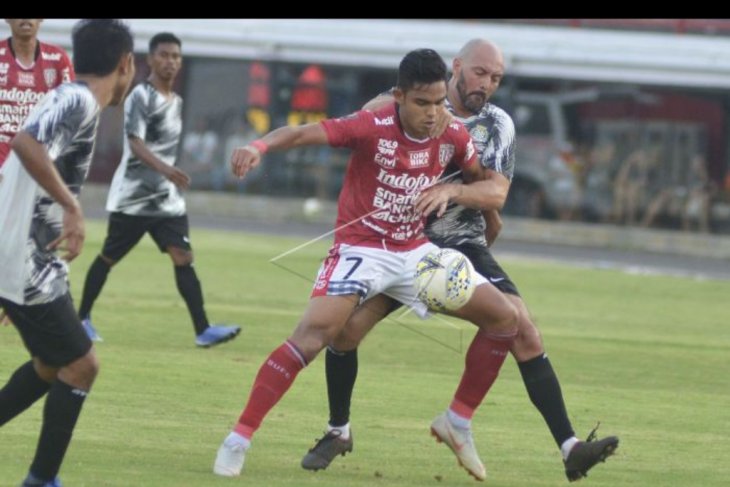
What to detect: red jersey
<box><xmin>0</xmin><ymin>38</ymin><xmax>74</xmax><ymax>165</ymax></box>
<box><xmin>322</xmin><ymin>103</ymin><xmax>477</xmax><ymax>251</ymax></box>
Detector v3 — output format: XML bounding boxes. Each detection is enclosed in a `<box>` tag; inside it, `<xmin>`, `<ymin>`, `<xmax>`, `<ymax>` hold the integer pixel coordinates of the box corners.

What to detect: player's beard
<box><xmin>457</xmin><ymin>72</ymin><xmax>487</xmax><ymax>115</ymax></box>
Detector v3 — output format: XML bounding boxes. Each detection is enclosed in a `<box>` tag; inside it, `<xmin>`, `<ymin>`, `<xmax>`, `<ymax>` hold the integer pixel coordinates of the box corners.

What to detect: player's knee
<box><xmin>332</xmin><ymin>328</ymin><xmax>363</xmax><ymax>351</ymax></box>
<box><xmin>32</xmin><ymin>358</ymin><xmax>58</xmax><ymax>383</ymax></box>
<box><xmin>489</xmin><ymin>299</ymin><xmax>519</xmax><ymax>333</ymax></box>
<box><xmin>77</xmin><ymin>351</ymin><xmax>100</xmax><ymax>380</ymax></box>
<box><xmin>169</xmin><ymin>247</ymin><xmax>193</xmax><ymax>266</ymax></box>
<box><xmin>58</xmin><ymin>351</ymin><xmax>100</xmax><ymax>389</ymax></box>
<box><xmin>512</xmin><ymin>316</ymin><xmax>544</xmax><ymax>360</ymax></box>
<box><xmin>291</xmin><ymin>321</ymin><xmax>339</xmax><ymax>359</ymax></box>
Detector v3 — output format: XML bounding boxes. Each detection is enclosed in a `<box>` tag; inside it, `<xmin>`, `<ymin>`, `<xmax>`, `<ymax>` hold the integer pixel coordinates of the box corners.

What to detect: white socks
<box><xmin>327</xmin><ymin>422</ymin><xmax>351</xmax><ymax>440</ymax></box>
<box><xmin>560</xmin><ymin>436</ymin><xmax>580</xmax><ymax>460</ymax></box>
<box><xmin>225</xmin><ymin>431</ymin><xmax>251</xmax><ymax>450</ymax></box>
<box><xmin>447</xmin><ymin>408</ymin><xmax>472</xmax><ymax>430</ymax></box>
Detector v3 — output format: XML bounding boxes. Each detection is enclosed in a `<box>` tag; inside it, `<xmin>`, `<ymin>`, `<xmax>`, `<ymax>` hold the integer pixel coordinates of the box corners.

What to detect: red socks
<box><xmin>235</xmin><ymin>341</ymin><xmax>307</xmax><ymax>439</ymax></box>
<box><xmin>450</xmin><ymin>330</ymin><xmax>516</xmax><ymax>419</ymax></box>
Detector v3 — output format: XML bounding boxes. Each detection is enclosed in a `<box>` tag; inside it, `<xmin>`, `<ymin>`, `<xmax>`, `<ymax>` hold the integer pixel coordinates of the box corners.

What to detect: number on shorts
<box><xmin>342</xmin><ymin>256</ymin><xmax>363</xmax><ymax>280</ymax></box>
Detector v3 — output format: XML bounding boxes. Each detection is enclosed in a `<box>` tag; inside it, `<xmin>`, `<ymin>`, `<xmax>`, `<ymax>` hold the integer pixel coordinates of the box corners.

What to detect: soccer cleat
<box><xmin>213</xmin><ymin>438</ymin><xmax>247</xmax><ymax>477</ymax></box>
<box><xmin>81</xmin><ymin>318</ymin><xmax>103</xmax><ymax>342</ymax></box>
<box><xmin>564</xmin><ymin>423</ymin><xmax>619</xmax><ymax>482</ymax></box>
<box><xmin>20</xmin><ymin>472</ymin><xmax>62</xmax><ymax>487</ymax></box>
<box><xmin>301</xmin><ymin>429</ymin><xmax>354</xmax><ymax>471</ymax></box>
<box><xmin>195</xmin><ymin>324</ymin><xmax>241</xmax><ymax>348</ymax></box>
<box><xmin>430</xmin><ymin>412</ymin><xmax>486</xmax><ymax>481</ymax></box>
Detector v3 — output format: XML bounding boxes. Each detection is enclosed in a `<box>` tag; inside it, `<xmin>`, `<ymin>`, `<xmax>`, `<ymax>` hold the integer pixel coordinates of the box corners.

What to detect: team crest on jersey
<box><xmin>471</xmin><ymin>125</ymin><xmax>489</xmax><ymax>143</ymax></box>
<box><xmin>18</xmin><ymin>71</ymin><xmax>35</xmax><ymax>87</ymax></box>
<box><xmin>438</xmin><ymin>144</ymin><xmax>455</xmax><ymax>167</ymax></box>
<box><xmin>44</xmin><ymin>69</ymin><xmax>57</xmax><ymax>88</ymax></box>
<box><xmin>0</xmin><ymin>63</ymin><xmax>9</xmax><ymax>75</ymax></box>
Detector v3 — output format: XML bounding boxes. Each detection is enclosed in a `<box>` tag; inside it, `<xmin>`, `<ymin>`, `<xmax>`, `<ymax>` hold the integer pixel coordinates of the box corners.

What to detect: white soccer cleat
<box><xmin>213</xmin><ymin>438</ymin><xmax>247</xmax><ymax>477</ymax></box>
<box><xmin>430</xmin><ymin>412</ymin><xmax>487</xmax><ymax>481</ymax></box>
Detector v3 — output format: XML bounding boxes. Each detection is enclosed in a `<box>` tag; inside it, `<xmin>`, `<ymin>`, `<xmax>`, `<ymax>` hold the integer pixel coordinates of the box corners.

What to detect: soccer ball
<box><xmin>414</xmin><ymin>249</ymin><xmax>476</xmax><ymax>312</ymax></box>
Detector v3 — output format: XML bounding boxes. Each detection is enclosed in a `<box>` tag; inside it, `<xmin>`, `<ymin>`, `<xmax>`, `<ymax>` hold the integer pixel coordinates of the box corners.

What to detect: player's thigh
<box><xmin>150</xmin><ymin>215</ymin><xmax>192</xmax><ymax>257</ymax></box>
<box><xmin>446</xmin><ymin>280</ymin><xmax>518</xmax><ymax>333</ymax></box>
<box><xmin>290</xmin><ymin>295</ymin><xmax>360</xmax><ymax>360</ymax></box>
<box><xmin>334</xmin><ymin>294</ymin><xmax>400</xmax><ymax>350</ymax></box>
<box><xmin>1</xmin><ymin>293</ymin><xmax>92</xmax><ymax>368</ymax></box>
<box><xmin>101</xmin><ymin>212</ymin><xmax>149</xmax><ymax>262</ymax></box>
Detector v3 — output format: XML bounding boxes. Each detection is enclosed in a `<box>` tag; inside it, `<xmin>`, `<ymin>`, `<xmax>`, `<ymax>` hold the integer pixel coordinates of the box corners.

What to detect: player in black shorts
<box><xmin>0</xmin><ymin>20</ymin><xmax>135</xmax><ymax>487</ymax></box>
<box><xmin>77</xmin><ymin>32</ymin><xmax>240</xmax><ymax>347</ymax></box>
<box><xmin>302</xmin><ymin>38</ymin><xmax>619</xmax><ymax>482</ymax></box>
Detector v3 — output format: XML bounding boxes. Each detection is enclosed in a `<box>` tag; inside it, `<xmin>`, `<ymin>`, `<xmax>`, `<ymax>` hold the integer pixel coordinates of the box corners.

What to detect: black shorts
<box><xmin>0</xmin><ymin>293</ymin><xmax>92</xmax><ymax>367</ymax></box>
<box><xmin>102</xmin><ymin>212</ymin><xmax>192</xmax><ymax>261</ymax></box>
<box><xmin>443</xmin><ymin>242</ymin><xmax>520</xmax><ymax>297</ymax></box>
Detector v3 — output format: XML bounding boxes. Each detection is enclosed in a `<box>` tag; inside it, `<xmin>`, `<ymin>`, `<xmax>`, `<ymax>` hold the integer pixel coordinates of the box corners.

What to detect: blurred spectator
<box><xmin>612</xmin><ymin>146</ymin><xmax>661</xmax><ymax>225</ymax></box>
<box><xmin>681</xmin><ymin>154</ymin><xmax>715</xmax><ymax>232</ymax></box>
<box><xmin>640</xmin><ymin>153</ymin><xmax>715</xmax><ymax>232</ymax></box>
<box><xmin>181</xmin><ymin>116</ymin><xmax>219</xmax><ymax>187</ymax></box>
<box><xmin>580</xmin><ymin>140</ymin><xmax>617</xmax><ymax>221</ymax></box>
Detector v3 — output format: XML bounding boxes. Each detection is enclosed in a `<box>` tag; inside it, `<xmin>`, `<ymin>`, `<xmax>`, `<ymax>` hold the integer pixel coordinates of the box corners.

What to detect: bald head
<box><xmin>457</xmin><ymin>38</ymin><xmax>503</xmax><ymax>65</ymax></box>
<box><xmin>449</xmin><ymin>38</ymin><xmax>505</xmax><ymax>116</ymax></box>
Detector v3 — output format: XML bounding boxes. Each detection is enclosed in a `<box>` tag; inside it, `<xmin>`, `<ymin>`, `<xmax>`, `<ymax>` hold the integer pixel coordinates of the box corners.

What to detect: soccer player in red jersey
<box><xmin>304</xmin><ymin>39</ymin><xmax>619</xmax><ymax>482</ymax></box>
<box><xmin>0</xmin><ymin>19</ymin><xmax>74</xmax><ymax>167</ymax></box>
<box><xmin>213</xmin><ymin>48</ymin><xmax>519</xmax><ymax>479</ymax></box>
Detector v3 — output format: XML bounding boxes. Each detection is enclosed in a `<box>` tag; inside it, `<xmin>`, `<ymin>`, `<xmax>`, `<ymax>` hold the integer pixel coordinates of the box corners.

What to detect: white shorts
<box><xmin>311</xmin><ymin>242</ymin><xmax>486</xmax><ymax>318</ymax></box>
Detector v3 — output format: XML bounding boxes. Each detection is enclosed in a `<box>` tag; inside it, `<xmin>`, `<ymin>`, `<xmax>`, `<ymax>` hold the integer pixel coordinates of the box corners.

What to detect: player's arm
<box><xmin>11</xmin><ymin>132</ymin><xmax>84</xmax><ymax>261</ymax></box>
<box><xmin>457</xmin><ymin>165</ymin><xmax>511</xmax><ymax>210</ymax></box>
<box><xmin>230</xmin><ymin>123</ymin><xmax>329</xmax><ymax>179</ymax></box>
<box><xmin>128</xmin><ymin>136</ymin><xmax>190</xmax><ymax>189</ymax></box>
<box><xmin>362</xmin><ymin>93</ymin><xmax>394</xmax><ymax>112</ymax></box>
<box><xmin>483</xmin><ymin>209</ymin><xmax>502</xmax><ymax>247</ymax></box>
<box><xmin>416</xmin><ymin>166</ymin><xmax>510</xmax><ymax>217</ymax></box>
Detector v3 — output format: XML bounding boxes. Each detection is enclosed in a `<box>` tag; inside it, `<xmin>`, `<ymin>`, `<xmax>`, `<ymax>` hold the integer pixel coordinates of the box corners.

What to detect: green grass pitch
<box><xmin>1</xmin><ymin>221</ymin><xmax>728</xmax><ymax>486</ymax></box>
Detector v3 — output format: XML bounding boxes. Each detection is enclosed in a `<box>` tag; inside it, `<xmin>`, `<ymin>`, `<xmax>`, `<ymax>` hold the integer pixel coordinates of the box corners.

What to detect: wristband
<box><xmin>249</xmin><ymin>139</ymin><xmax>269</xmax><ymax>155</ymax></box>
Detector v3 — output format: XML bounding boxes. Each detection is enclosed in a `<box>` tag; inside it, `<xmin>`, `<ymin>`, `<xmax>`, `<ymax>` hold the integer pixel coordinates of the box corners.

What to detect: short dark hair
<box><xmin>72</xmin><ymin>19</ymin><xmax>134</xmax><ymax>76</ymax></box>
<box><xmin>396</xmin><ymin>49</ymin><xmax>447</xmax><ymax>92</ymax></box>
<box><xmin>149</xmin><ymin>32</ymin><xmax>181</xmax><ymax>54</ymax></box>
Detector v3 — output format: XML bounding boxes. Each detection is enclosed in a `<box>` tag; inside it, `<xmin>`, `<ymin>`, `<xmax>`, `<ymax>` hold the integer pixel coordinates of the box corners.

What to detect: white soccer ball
<box><xmin>303</xmin><ymin>197</ymin><xmax>322</xmax><ymax>218</ymax></box>
<box><xmin>414</xmin><ymin>248</ymin><xmax>476</xmax><ymax>312</ymax></box>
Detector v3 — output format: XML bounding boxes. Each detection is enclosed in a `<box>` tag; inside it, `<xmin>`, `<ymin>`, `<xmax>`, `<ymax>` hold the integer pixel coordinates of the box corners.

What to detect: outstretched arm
<box><xmin>230</xmin><ymin>123</ymin><xmax>329</xmax><ymax>179</ymax></box>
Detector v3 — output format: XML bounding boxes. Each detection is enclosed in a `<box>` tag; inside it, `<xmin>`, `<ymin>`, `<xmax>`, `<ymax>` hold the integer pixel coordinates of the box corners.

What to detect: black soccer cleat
<box><xmin>564</xmin><ymin>423</ymin><xmax>619</xmax><ymax>482</ymax></box>
<box><xmin>301</xmin><ymin>429</ymin><xmax>354</xmax><ymax>471</ymax></box>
